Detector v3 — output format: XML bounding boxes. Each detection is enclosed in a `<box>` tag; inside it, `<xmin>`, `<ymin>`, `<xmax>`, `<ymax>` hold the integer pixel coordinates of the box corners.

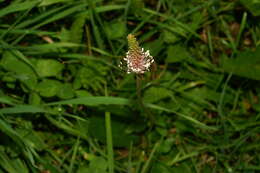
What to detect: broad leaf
<box><xmin>0</xmin><ymin>51</ymin><xmax>37</xmax><ymax>90</ymax></box>
<box><xmin>37</xmin><ymin>79</ymin><xmax>62</xmax><ymax>97</ymax></box>
<box><xmin>240</xmin><ymin>0</ymin><xmax>260</xmax><ymax>16</ymax></box>
<box><xmin>104</xmin><ymin>20</ymin><xmax>126</xmax><ymax>40</ymax></box>
<box><xmin>37</xmin><ymin>59</ymin><xmax>64</xmax><ymax>77</ymax></box>
<box><xmin>166</xmin><ymin>45</ymin><xmax>190</xmax><ymax>63</ymax></box>
<box><xmin>222</xmin><ymin>46</ymin><xmax>260</xmax><ymax>80</ymax></box>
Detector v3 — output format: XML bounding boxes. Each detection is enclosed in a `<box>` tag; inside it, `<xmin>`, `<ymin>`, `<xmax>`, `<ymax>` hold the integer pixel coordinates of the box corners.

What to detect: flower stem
<box><xmin>136</xmin><ymin>74</ymin><xmax>155</xmax><ymax>125</ymax></box>
<box><xmin>136</xmin><ymin>74</ymin><xmax>142</xmax><ymax>102</ymax></box>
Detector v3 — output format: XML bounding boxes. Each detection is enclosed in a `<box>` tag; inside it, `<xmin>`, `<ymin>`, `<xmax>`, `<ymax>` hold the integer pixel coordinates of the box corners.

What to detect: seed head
<box><xmin>120</xmin><ymin>34</ymin><xmax>154</xmax><ymax>74</ymax></box>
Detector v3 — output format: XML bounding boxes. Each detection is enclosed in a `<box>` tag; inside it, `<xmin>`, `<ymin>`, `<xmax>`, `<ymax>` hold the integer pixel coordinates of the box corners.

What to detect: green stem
<box><xmin>136</xmin><ymin>74</ymin><xmax>155</xmax><ymax>125</ymax></box>
<box><xmin>136</xmin><ymin>74</ymin><xmax>142</xmax><ymax>104</ymax></box>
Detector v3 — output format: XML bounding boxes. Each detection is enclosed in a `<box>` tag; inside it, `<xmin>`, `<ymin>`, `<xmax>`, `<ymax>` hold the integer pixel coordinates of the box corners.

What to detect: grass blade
<box><xmin>105</xmin><ymin>111</ymin><xmax>114</xmax><ymax>173</ymax></box>
<box><xmin>46</xmin><ymin>96</ymin><xmax>130</xmax><ymax>106</ymax></box>
<box><xmin>146</xmin><ymin>103</ymin><xmax>218</xmax><ymax>131</ymax></box>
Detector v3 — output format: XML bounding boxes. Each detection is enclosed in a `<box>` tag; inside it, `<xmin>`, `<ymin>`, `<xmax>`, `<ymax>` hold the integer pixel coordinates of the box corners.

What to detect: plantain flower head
<box><xmin>121</xmin><ymin>34</ymin><xmax>154</xmax><ymax>74</ymax></box>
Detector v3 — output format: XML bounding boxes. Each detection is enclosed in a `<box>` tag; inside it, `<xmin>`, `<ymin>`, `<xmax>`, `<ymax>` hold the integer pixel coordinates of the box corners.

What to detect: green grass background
<box><xmin>0</xmin><ymin>0</ymin><xmax>260</xmax><ymax>172</ymax></box>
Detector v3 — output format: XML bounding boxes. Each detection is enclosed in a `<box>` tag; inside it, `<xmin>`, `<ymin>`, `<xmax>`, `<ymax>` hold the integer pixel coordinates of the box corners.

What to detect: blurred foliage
<box><xmin>0</xmin><ymin>0</ymin><xmax>260</xmax><ymax>173</ymax></box>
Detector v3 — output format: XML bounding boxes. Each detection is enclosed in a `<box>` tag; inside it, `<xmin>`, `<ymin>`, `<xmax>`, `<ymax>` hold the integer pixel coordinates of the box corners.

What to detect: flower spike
<box><xmin>121</xmin><ymin>34</ymin><xmax>154</xmax><ymax>74</ymax></box>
